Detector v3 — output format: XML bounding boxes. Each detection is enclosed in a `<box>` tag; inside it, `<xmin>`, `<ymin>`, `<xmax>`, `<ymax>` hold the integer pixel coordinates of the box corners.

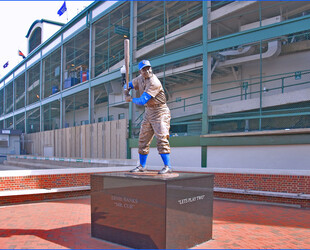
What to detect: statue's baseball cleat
<box><xmin>158</xmin><ymin>166</ymin><xmax>172</xmax><ymax>174</ymax></box>
<box><xmin>130</xmin><ymin>165</ymin><xmax>147</xmax><ymax>173</ymax></box>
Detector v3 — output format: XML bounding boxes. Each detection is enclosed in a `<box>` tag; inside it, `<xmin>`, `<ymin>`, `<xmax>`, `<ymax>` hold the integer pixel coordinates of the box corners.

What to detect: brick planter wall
<box><xmin>0</xmin><ymin>171</ymin><xmax>309</xmax><ymax>208</ymax></box>
<box><xmin>0</xmin><ymin>173</ymin><xmax>95</xmax><ymax>206</ymax></box>
<box><xmin>212</xmin><ymin>173</ymin><xmax>309</xmax><ymax>194</ymax></box>
<box><xmin>0</xmin><ymin>173</ymin><xmax>91</xmax><ymax>191</ymax></box>
<box><xmin>214</xmin><ymin>192</ymin><xmax>310</xmax><ymax>208</ymax></box>
<box><xmin>210</xmin><ymin>173</ymin><xmax>310</xmax><ymax>208</ymax></box>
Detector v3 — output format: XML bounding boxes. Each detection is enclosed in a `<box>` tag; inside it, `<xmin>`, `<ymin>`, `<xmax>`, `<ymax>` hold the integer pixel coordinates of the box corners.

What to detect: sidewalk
<box><xmin>0</xmin><ymin>197</ymin><xmax>309</xmax><ymax>249</ymax></box>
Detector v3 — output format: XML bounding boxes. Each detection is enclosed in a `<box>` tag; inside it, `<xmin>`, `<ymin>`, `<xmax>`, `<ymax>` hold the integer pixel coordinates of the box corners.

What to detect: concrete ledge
<box><xmin>168</xmin><ymin>167</ymin><xmax>310</xmax><ymax>176</ymax></box>
<box><xmin>0</xmin><ymin>186</ymin><xmax>90</xmax><ymax>197</ymax></box>
<box><xmin>214</xmin><ymin>187</ymin><xmax>310</xmax><ymax>199</ymax></box>
<box><xmin>8</xmin><ymin>155</ymin><xmax>138</xmax><ymax>166</ymax></box>
<box><xmin>201</xmin><ymin>128</ymin><xmax>310</xmax><ymax>138</ymax></box>
<box><xmin>0</xmin><ymin>166</ymin><xmax>133</xmax><ymax>177</ymax></box>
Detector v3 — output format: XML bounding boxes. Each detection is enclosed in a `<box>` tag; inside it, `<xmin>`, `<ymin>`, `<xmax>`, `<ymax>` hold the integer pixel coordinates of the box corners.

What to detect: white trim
<box><xmin>42</xmin><ymin>36</ymin><xmax>61</xmax><ymax>56</ymax></box>
<box><xmin>4</xmin><ymin>74</ymin><xmax>13</xmax><ymax>83</ymax></box>
<box><xmin>214</xmin><ymin>187</ymin><xmax>310</xmax><ymax>199</ymax></box>
<box><xmin>27</xmin><ymin>53</ymin><xmax>41</xmax><ymax>68</ymax></box>
<box><xmin>0</xmin><ymin>166</ymin><xmax>133</xmax><ymax>177</ymax></box>
<box><xmin>173</xmin><ymin>167</ymin><xmax>310</xmax><ymax>176</ymax></box>
<box><xmin>15</xmin><ymin>64</ymin><xmax>26</xmax><ymax>77</ymax></box>
<box><xmin>0</xmin><ymin>186</ymin><xmax>90</xmax><ymax>197</ymax></box>
<box><xmin>92</xmin><ymin>1</ymin><xmax>118</xmax><ymax>19</ymax></box>
<box><xmin>63</xmin><ymin>17</ymin><xmax>86</xmax><ymax>40</ymax></box>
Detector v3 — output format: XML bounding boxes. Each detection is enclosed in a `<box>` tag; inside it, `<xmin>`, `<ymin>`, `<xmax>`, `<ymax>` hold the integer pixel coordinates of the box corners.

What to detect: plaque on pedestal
<box><xmin>91</xmin><ymin>172</ymin><xmax>214</xmax><ymax>249</ymax></box>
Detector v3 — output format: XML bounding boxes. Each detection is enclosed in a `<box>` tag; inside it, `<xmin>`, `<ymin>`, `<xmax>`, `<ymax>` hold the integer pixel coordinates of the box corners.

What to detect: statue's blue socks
<box><xmin>139</xmin><ymin>154</ymin><xmax>148</xmax><ymax>168</ymax></box>
<box><xmin>160</xmin><ymin>153</ymin><xmax>171</xmax><ymax>168</ymax></box>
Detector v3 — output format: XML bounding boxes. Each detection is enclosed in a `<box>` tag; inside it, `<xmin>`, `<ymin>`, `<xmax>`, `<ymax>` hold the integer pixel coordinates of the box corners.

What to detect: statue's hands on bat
<box><xmin>123</xmin><ymin>83</ymin><xmax>132</xmax><ymax>102</ymax></box>
<box><xmin>125</xmin><ymin>95</ymin><xmax>132</xmax><ymax>102</ymax></box>
<box><xmin>123</xmin><ymin>88</ymin><xmax>130</xmax><ymax>96</ymax></box>
<box><xmin>123</xmin><ymin>81</ymin><xmax>133</xmax><ymax>97</ymax></box>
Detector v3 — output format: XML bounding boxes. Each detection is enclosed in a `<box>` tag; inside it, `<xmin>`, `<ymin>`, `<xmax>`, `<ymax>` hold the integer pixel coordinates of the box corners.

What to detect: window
<box><xmin>15</xmin><ymin>113</ymin><xmax>25</xmax><ymax>133</ymax></box>
<box><xmin>63</xmin><ymin>90</ymin><xmax>89</xmax><ymax>128</ymax></box>
<box><xmin>43</xmin><ymin>48</ymin><xmax>61</xmax><ymax>98</ymax></box>
<box><xmin>27</xmin><ymin>63</ymin><xmax>40</xmax><ymax>105</ymax></box>
<box><xmin>0</xmin><ymin>89</ymin><xmax>4</xmax><ymax>116</ymax></box>
<box><xmin>92</xmin><ymin>2</ymin><xmax>130</xmax><ymax>77</ymax></box>
<box><xmin>118</xmin><ymin>113</ymin><xmax>125</xmax><ymax>119</ymax></box>
<box><xmin>15</xmin><ymin>73</ymin><xmax>25</xmax><ymax>110</ymax></box>
<box><xmin>29</xmin><ymin>27</ymin><xmax>42</xmax><ymax>53</ymax></box>
<box><xmin>42</xmin><ymin>100</ymin><xmax>60</xmax><ymax>131</ymax></box>
<box><xmin>5</xmin><ymin>82</ymin><xmax>13</xmax><ymax>114</ymax></box>
<box><xmin>26</xmin><ymin>107</ymin><xmax>40</xmax><ymax>133</ymax></box>
<box><xmin>5</xmin><ymin>117</ymin><xmax>13</xmax><ymax>129</ymax></box>
<box><xmin>63</xmin><ymin>29</ymin><xmax>89</xmax><ymax>90</ymax></box>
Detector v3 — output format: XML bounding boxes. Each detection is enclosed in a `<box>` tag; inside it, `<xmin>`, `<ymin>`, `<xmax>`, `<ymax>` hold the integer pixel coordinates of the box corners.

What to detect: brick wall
<box><xmin>0</xmin><ymin>173</ymin><xmax>91</xmax><ymax>191</ymax></box>
<box><xmin>210</xmin><ymin>172</ymin><xmax>310</xmax><ymax>208</ymax></box>
<box><xmin>212</xmin><ymin>173</ymin><xmax>309</xmax><ymax>194</ymax></box>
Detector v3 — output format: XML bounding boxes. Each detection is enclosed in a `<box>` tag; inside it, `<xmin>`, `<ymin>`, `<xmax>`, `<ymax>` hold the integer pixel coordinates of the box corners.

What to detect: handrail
<box><xmin>211</xmin><ymin>70</ymin><xmax>310</xmax><ymax>103</ymax></box>
<box><xmin>210</xmin><ymin>110</ymin><xmax>310</xmax><ymax>123</ymax></box>
<box><xmin>211</xmin><ymin>68</ymin><xmax>310</xmax><ymax>87</ymax></box>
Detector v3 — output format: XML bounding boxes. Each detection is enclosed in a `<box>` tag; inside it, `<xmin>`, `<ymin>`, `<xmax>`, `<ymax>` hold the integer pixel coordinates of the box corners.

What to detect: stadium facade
<box><xmin>1</xmin><ymin>1</ymin><xmax>310</xmax><ymax>173</ymax></box>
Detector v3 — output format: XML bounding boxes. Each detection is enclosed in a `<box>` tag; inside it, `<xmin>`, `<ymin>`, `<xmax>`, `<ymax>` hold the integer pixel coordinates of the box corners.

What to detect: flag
<box><xmin>57</xmin><ymin>1</ymin><xmax>67</xmax><ymax>16</ymax></box>
<box><xmin>18</xmin><ymin>50</ymin><xmax>26</xmax><ymax>59</ymax></box>
<box><xmin>3</xmin><ymin>61</ymin><xmax>8</xmax><ymax>68</ymax></box>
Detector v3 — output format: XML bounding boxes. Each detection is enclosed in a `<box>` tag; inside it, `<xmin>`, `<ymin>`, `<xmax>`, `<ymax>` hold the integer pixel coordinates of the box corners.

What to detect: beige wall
<box><xmin>24</xmin><ymin>119</ymin><xmax>127</xmax><ymax>159</ymax></box>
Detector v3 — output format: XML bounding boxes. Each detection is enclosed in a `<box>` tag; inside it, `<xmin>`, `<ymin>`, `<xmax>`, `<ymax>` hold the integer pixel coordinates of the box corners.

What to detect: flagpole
<box><xmin>66</xmin><ymin>1</ymin><xmax>68</xmax><ymax>22</ymax></box>
<box><xmin>57</xmin><ymin>1</ymin><xmax>68</xmax><ymax>20</ymax></box>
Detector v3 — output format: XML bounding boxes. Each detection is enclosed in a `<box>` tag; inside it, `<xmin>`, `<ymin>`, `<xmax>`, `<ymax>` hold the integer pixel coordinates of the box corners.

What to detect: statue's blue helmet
<box><xmin>138</xmin><ymin>60</ymin><xmax>151</xmax><ymax>70</ymax></box>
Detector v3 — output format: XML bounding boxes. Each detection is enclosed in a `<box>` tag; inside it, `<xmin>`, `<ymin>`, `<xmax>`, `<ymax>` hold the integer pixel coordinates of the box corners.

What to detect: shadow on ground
<box><xmin>0</xmin><ymin>223</ymin><xmax>128</xmax><ymax>249</ymax></box>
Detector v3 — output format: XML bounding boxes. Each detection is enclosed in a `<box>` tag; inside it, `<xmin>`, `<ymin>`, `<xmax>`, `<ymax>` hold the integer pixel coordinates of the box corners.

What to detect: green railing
<box><xmin>168</xmin><ymin>94</ymin><xmax>202</xmax><ymax>112</ymax></box>
<box><xmin>211</xmin><ymin>69</ymin><xmax>310</xmax><ymax>103</ymax></box>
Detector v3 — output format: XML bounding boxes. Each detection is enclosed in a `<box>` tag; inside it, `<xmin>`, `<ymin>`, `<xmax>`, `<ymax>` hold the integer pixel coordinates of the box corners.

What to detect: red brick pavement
<box><xmin>0</xmin><ymin>197</ymin><xmax>309</xmax><ymax>249</ymax></box>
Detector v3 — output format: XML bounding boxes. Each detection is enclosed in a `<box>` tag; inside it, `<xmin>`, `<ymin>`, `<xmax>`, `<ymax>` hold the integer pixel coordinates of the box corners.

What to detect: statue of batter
<box><xmin>124</xmin><ymin>60</ymin><xmax>172</xmax><ymax>174</ymax></box>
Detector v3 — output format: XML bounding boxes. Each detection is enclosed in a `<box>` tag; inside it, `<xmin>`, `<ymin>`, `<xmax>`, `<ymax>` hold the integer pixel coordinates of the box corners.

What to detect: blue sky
<box><xmin>0</xmin><ymin>1</ymin><xmax>93</xmax><ymax>80</ymax></box>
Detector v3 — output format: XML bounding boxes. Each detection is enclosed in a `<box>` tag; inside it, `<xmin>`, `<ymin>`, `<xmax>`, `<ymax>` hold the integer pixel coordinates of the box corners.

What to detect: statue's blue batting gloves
<box><xmin>123</xmin><ymin>81</ymin><xmax>134</xmax><ymax>90</ymax></box>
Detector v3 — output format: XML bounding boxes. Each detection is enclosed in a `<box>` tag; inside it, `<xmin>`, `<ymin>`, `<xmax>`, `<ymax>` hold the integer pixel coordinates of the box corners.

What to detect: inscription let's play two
<box><xmin>178</xmin><ymin>195</ymin><xmax>205</xmax><ymax>205</ymax></box>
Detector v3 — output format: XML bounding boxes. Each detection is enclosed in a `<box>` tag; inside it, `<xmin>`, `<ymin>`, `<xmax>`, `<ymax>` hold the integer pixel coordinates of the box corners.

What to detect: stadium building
<box><xmin>0</xmin><ymin>1</ymin><xmax>309</xmax><ymax>207</ymax></box>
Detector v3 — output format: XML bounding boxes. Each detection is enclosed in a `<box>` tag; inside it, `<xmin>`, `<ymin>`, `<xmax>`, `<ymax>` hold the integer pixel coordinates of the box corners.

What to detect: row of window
<box><xmin>0</xmin><ymin>1</ymin><xmax>204</xmax><ymax>117</ymax></box>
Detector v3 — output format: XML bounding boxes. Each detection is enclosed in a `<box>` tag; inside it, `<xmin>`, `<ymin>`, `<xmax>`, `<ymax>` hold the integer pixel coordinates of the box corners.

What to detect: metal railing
<box><xmin>211</xmin><ymin>69</ymin><xmax>310</xmax><ymax>103</ymax></box>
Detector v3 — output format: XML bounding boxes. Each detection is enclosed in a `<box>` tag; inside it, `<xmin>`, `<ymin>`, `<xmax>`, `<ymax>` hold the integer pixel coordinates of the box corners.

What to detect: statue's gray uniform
<box><xmin>132</xmin><ymin>73</ymin><xmax>171</xmax><ymax>155</ymax></box>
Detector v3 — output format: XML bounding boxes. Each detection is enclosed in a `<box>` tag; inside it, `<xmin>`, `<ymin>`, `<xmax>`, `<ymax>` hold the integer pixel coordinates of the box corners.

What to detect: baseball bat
<box><xmin>124</xmin><ymin>39</ymin><xmax>130</xmax><ymax>90</ymax></box>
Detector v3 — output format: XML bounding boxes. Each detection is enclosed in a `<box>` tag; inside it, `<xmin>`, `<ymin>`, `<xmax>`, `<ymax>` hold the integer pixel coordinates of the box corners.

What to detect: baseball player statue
<box><xmin>124</xmin><ymin>60</ymin><xmax>172</xmax><ymax>174</ymax></box>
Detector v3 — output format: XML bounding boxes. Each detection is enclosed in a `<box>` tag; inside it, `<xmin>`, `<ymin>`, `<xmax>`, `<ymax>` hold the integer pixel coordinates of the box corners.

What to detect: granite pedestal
<box><xmin>91</xmin><ymin>172</ymin><xmax>214</xmax><ymax>249</ymax></box>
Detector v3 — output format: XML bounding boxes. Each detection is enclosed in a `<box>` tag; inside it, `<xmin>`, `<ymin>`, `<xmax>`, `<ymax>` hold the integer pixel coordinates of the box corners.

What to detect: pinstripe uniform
<box><xmin>132</xmin><ymin>74</ymin><xmax>171</xmax><ymax>155</ymax></box>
